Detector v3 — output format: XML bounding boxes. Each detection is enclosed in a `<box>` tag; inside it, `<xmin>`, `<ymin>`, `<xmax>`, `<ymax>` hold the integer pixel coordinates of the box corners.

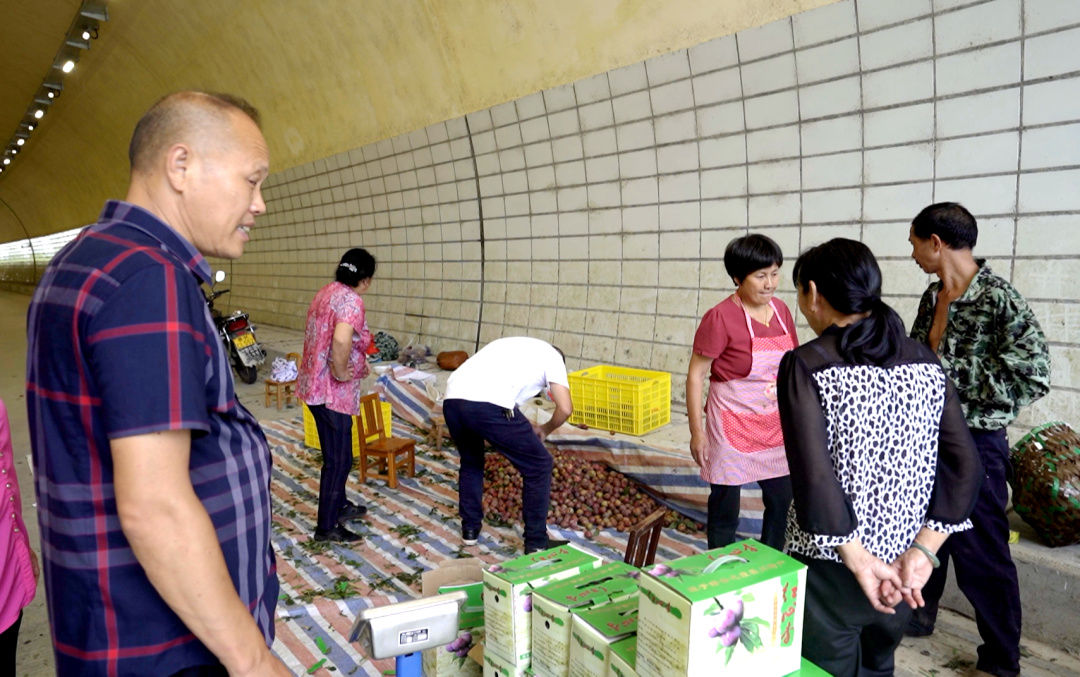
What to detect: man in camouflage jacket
<box><xmin>905</xmin><ymin>202</ymin><xmax>1050</xmax><ymax>677</ymax></box>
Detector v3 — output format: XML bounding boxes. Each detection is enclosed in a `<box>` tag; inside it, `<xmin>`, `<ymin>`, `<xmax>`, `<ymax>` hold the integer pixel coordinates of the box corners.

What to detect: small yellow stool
<box><xmin>264</xmin><ymin>352</ymin><xmax>300</xmax><ymax>410</ymax></box>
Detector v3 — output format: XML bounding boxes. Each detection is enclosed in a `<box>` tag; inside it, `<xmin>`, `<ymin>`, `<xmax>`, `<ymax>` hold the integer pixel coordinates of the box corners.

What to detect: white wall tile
<box><xmin>589</xmin><ymin>208</ymin><xmax>622</xmax><ymax>234</ymax></box>
<box><xmin>748</xmin><ymin>193</ymin><xmax>800</xmax><ymax>225</ymax></box>
<box><xmin>865</xmin><ymin>103</ymin><xmax>934</xmax><ymax>146</ymax></box>
<box><xmin>737</xmin><ymin>17</ymin><xmax>794</xmax><ymax>61</ymax></box>
<box><xmin>1025</xmin><ymin>26</ymin><xmax>1080</xmax><ymax>80</ymax></box>
<box><xmin>585</xmin><ymin>155</ymin><xmax>620</xmax><ymax>182</ymax></box>
<box><xmin>693</xmin><ymin>67</ymin><xmax>743</xmax><ymax>106</ymax></box>
<box><xmin>795</xmin><ymin>38</ymin><xmax>860</xmax><ymax>84</ymax></box>
<box><xmin>865</xmin><ymin>143</ymin><xmax>934</xmax><ymax>183</ymax></box>
<box><xmin>646</xmin><ymin>51</ymin><xmax>691</xmax><ymax>85</ymax></box>
<box><xmin>495</xmin><ymin>124</ymin><xmax>523</xmax><ymax>148</ymax></box>
<box><xmin>502</xmin><ymin>170</ymin><xmax>527</xmax><ymax>193</ymax></box>
<box><xmin>863</xmin><ymin>182</ymin><xmax>934</xmax><ymax>220</ymax></box>
<box><xmin>616</xmin><ymin>120</ymin><xmax>656</xmax><ymax>152</ymax></box>
<box><xmin>1023</xmin><ymin>123</ymin><xmax>1080</xmax><ymax>170</ymax></box>
<box><xmin>1016</xmin><ymin>215</ymin><xmax>1080</xmax><ymax>255</ymax></box>
<box><xmin>1022</xmin><ymin>77</ymin><xmax>1080</xmax><ymax>126</ymax></box>
<box><xmin>800</xmin><ymin>223</ymin><xmax>862</xmax><ymax>247</ymax></box>
<box><xmin>651</xmin><ymin>80</ymin><xmax>696</xmax><ymax>115</ymax></box>
<box><xmin>937</xmin><ymin>88</ymin><xmax>1020</xmax><ymax>137</ymax></box>
<box><xmin>583</xmin><ymin>128</ymin><xmax>618</xmax><ymax>156</ymax></box>
<box><xmin>856</xmin><ymin>0</ymin><xmax>931</xmax><ymax>31</ymax></box>
<box><xmin>700</xmin><ymin>135</ymin><xmax>747</xmax><ymax>168</ymax></box>
<box><xmin>793</xmin><ymin>0</ymin><xmax>857</xmax><ymax>48</ymax></box>
<box><xmin>964</xmin><ymin>216</ymin><xmax>1014</xmax><ymax>257</ymax></box>
<box><xmin>579</xmin><ymin>100</ymin><xmax>615</xmax><ymax>131</ymax></box>
<box><xmin>935</xmin><ymin>0</ymin><xmax>1021</xmax><ymax>54</ymax></box>
<box><xmin>746</xmin><ymin>125</ymin><xmax>800</xmax><ymax>162</ymax></box>
<box><xmin>936</xmin><ymin>42</ymin><xmax>1021</xmax><ymax>96</ymax></box>
<box><xmin>859</xmin><ymin>19</ymin><xmax>933</xmax><ymax>71</ymax></box>
<box><xmin>742</xmin><ymin>53</ymin><xmax>797</xmax><ymax>96</ymax></box>
<box><xmin>575</xmin><ymin>73</ymin><xmax>612</xmax><ymax>104</ymax></box>
<box><xmin>620</xmin><ymin>149</ymin><xmax>658</xmax><ymax>178</ymax></box>
<box><xmin>609</xmin><ymin>62</ymin><xmax>649</xmax><ymax>96</ymax></box>
<box><xmin>799</xmin><ymin>75</ymin><xmax>862</xmax><ymax>119</ymax></box>
<box><xmin>521</xmin><ymin>117</ymin><xmax>551</xmax><ymax>145</ymax></box>
<box><xmin>623</xmin><ymin>177</ymin><xmax>659</xmax><ymax>206</ymax></box>
<box><xmin>499</xmin><ymin>147</ymin><xmax>525</xmax><ymax>172</ymax></box>
<box><xmin>472</xmin><ymin>130</ymin><xmax>496</xmax><ymax>155</ymax></box>
<box><xmin>555</xmin><ymin>159</ymin><xmax>585</xmax><ymax>185</ymax></box>
<box><xmin>698</xmin><ymin>101</ymin><xmax>745</xmax><ymax>136</ymax></box>
<box><xmin>659</xmin><ymin>230</ymin><xmax>700</xmax><ymax>259</ymax></box>
<box><xmin>531</xmin><ymin>190</ymin><xmax>558</xmax><ymax>213</ymax></box>
<box><xmin>557</xmin><ymin>186</ymin><xmax>588</xmax><ymax>211</ymax></box>
<box><xmin>801</xmin><ymin>115</ymin><xmax>863</xmax><ymax>155</ymax></box>
<box><xmin>660</xmin><ymin>202</ymin><xmax>700</xmax><ymax>230</ymax></box>
<box><xmin>748</xmin><ymin>159</ymin><xmax>800</xmax><ymax>194</ymax></box>
<box><xmin>701</xmin><ymin>198</ymin><xmax>748</xmax><ymax>227</ymax></box>
<box><xmin>528</xmin><ymin>166</ymin><xmax>556</xmax><ymax>190</ymax></box>
<box><xmin>862</xmin><ymin>61</ymin><xmax>934</xmax><ymax>108</ymax></box>
<box><xmin>516</xmin><ymin>92</ymin><xmax>546</xmax><ymax>120</ymax></box>
<box><xmin>623</xmin><ymin>205</ymin><xmax>660</xmax><ymax>232</ymax></box>
<box><xmin>612</xmin><ymin>91</ymin><xmax>653</xmax><ymax>124</ymax></box>
<box><xmin>689</xmin><ymin>35</ymin><xmax>739</xmax><ymax>74</ymax></box>
<box><xmin>588</xmin><ymin>181</ymin><xmax>621</xmax><ymax>208</ymax></box>
<box><xmin>467</xmin><ymin>109</ymin><xmax>493</xmax><ymax>132</ymax></box>
<box><xmin>1025</xmin><ymin>0</ymin><xmax>1080</xmax><ymax>35</ymax></box>
<box><xmin>803</xmin><ymin>151</ymin><xmax>863</xmax><ymax>189</ymax></box>
<box><xmin>936</xmin><ymin>174</ymin><xmax>1017</xmax><ymax>214</ymax></box>
<box><xmin>655</xmin><ymin>111</ymin><xmax>698</xmax><ymax>144</ymax></box>
<box><xmin>937</xmin><ymin>132</ymin><xmax>1019</xmax><ymax>177</ymax></box>
<box><xmin>491</xmin><ymin>102</ymin><xmax>518</xmax><ymax>127</ymax></box>
<box><xmin>548</xmin><ymin>109</ymin><xmax>580</xmax><ymax>137</ymax></box>
<box><xmin>657</xmin><ymin>142</ymin><xmax>700</xmax><ymax>174</ymax></box>
<box><xmin>863</xmin><ymin>221</ymin><xmax>917</xmax><ymax>256</ymax></box>
<box><xmin>1013</xmin><ymin>259</ymin><xmax>1080</xmax><ymax>301</ymax></box>
<box><xmin>702</xmin><ymin>166</ymin><xmax>748</xmax><ymax>198</ymax></box>
<box><xmin>744</xmin><ymin>90</ymin><xmax>800</xmax><ymax>129</ymax></box>
<box><xmin>659</xmin><ymin>172</ymin><xmax>701</xmax><ymax>202</ymax></box>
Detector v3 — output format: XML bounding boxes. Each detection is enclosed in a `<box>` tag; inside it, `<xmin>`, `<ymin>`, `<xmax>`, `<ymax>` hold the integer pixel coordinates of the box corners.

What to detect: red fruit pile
<box><xmin>482</xmin><ymin>450</ymin><xmax>702</xmax><ymax>537</ymax></box>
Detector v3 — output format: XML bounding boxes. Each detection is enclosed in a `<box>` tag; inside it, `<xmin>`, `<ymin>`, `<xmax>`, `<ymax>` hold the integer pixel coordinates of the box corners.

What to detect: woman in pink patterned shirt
<box><xmin>0</xmin><ymin>397</ymin><xmax>38</xmax><ymax>672</ymax></box>
<box><xmin>298</xmin><ymin>249</ymin><xmax>375</xmax><ymax>542</ymax></box>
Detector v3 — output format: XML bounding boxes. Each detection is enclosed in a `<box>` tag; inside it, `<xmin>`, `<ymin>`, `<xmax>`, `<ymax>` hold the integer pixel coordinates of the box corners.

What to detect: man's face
<box><xmin>183</xmin><ymin>111</ymin><xmax>269</xmax><ymax>260</ymax></box>
<box><xmin>908</xmin><ymin>226</ymin><xmax>938</xmax><ymax>274</ymax></box>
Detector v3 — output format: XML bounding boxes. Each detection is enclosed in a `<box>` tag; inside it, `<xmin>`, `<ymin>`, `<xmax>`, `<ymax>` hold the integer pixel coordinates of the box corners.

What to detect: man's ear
<box><xmin>928</xmin><ymin>233</ymin><xmax>944</xmax><ymax>252</ymax></box>
<box><xmin>163</xmin><ymin>143</ymin><xmax>191</xmax><ymax>192</ymax></box>
<box><xmin>807</xmin><ymin>280</ymin><xmax>821</xmax><ymax>313</ymax></box>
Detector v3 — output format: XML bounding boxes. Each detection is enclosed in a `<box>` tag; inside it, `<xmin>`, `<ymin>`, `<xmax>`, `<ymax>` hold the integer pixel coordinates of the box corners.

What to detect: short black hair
<box><xmin>911</xmin><ymin>202</ymin><xmax>978</xmax><ymax>250</ymax></box>
<box><xmin>723</xmin><ymin>234</ymin><xmax>783</xmax><ymax>284</ymax></box>
<box><xmin>335</xmin><ymin>248</ymin><xmax>376</xmax><ymax>286</ymax></box>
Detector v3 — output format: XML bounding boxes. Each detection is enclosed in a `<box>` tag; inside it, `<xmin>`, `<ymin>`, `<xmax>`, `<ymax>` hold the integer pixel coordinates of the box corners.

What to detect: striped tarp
<box><xmin>261</xmin><ymin>415</ymin><xmax>708</xmax><ymax>675</ymax></box>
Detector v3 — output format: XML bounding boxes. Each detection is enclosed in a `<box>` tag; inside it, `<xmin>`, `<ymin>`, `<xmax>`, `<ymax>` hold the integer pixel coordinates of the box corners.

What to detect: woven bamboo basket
<box><xmin>1009</xmin><ymin>421</ymin><xmax>1080</xmax><ymax>548</ymax></box>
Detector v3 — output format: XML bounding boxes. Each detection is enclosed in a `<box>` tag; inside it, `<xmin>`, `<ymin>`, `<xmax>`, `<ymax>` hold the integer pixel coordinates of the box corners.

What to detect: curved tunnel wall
<box><xmin>2</xmin><ymin>0</ymin><xmax>1079</xmax><ymax>434</ymax></box>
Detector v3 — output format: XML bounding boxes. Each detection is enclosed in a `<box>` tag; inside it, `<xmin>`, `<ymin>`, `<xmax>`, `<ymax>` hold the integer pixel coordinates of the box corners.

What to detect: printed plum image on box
<box><xmin>635</xmin><ymin>539</ymin><xmax>806</xmax><ymax>677</ymax></box>
<box><xmin>567</xmin><ymin>595</ymin><xmax>639</xmax><ymax>677</ymax></box>
<box><xmin>483</xmin><ymin>544</ymin><xmax>602</xmax><ymax>668</ymax></box>
<box><xmin>531</xmin><ymin>560</ymin><xmax>640</xmax><ymax>677</ymax></box>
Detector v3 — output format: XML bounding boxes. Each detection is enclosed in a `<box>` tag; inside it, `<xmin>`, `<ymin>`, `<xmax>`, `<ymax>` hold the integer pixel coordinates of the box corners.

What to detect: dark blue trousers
<box><xmin>308</xmin><ymin>403</ymin><xmax>355</xmax><ymax>532</ymax></box>
<box><xmin>707</xmin><ymin>475</ymin><xmax>792</xmax><ymax>550</ymax></box>
<box><xmin>443</xmin><ymin>398</ymin><xmax>553</xmax><ymax>551</ymax></box>
<box><xmin>911</xmin><ymin>428</ymin><xmax>1021</xmax><ymax>677</ymax></box>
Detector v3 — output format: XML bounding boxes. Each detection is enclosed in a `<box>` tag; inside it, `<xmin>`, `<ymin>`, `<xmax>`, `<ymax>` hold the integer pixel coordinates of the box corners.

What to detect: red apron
<box><xmin>701</xmin><ymin>297</ymin><xmax>794</xmax><ymax>485</ymax></box>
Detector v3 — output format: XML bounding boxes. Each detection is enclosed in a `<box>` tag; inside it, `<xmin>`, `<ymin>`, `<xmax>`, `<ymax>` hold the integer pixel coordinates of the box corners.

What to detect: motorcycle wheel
<box><xmin>234</xmin><ymin>361</ymin><xmax>258</xmax><ymax>384</ymax></box>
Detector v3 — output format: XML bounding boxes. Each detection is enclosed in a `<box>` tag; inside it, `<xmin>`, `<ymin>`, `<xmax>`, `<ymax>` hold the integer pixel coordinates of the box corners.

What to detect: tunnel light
<box><xmin>3</xmin><ymin>158</ymin><xmax>10</xmax><ymax>166</ymax></box>
<box><xmin>34</xmin><ymin>109</ymin><xmax>44</xmax><ymax>119</ymax></box>
<box><xmin>16</xmin><ymin>139</ymin><xmax>24</xmax><ymax>146</ymax></box>
<box><xmin>82</xmin><ymin>29</ymin><xmax>91</xmax><ymax>40</ymax></box>
<box><xmin>61</xmin><ymin>60</ymin><xmax>76</xmax><ymax>73</ymax></box>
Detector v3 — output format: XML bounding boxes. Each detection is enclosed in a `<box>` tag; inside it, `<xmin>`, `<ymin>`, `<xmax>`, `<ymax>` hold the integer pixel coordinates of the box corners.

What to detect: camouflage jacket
<box><xmin>911</xmin><ymin>260</ymin><xmax>1050</xmax><ymax>430</ymax></box>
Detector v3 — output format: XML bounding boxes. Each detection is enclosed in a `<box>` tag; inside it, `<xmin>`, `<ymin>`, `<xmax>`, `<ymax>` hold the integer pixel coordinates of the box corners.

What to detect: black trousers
<box><xmin>308</xmin><ymin>403</ymin><xmax>355</xmax><ymax>532</ymax></box>
<box><xmin>797</xmin><ymin>556</ymin><xmax>911</xmax><ymax>677</ymax></box>
<box><xmin>0</xmin><ymin>611</ymin><xmax>21</xmax><ymax>675</ymax></box>
<box><xmin>169</xmin><ymin>664</ymin><xmax>228</xmax><ymax>677</ymax></box>
<box><xmin>707</xmin><ymin>475</ymin><xmax>792</xmax><ymax>549</ymax></box>
<box><xmin>909</xmin><ymin>428</ymin><xmax>1021</xmax><ymax>677</ymax></box>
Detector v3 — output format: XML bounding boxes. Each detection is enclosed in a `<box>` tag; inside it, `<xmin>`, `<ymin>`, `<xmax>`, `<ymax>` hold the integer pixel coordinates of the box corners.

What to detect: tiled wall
<box><xmin>7</xmin><ymin>0</ymin><xmax>1079</xmax><ymax>433</ymax></box>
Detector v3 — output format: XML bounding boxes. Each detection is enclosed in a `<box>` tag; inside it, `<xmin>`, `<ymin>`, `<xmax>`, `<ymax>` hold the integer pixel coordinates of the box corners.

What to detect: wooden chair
<box><xmin>356</xmin><ymin>393</ymin><xmax>415</xmax><ymax>489</ymax></box>
<box><xmin>264</xmin><ymin>352</ymin><xmax>300</xmax><ymax>410</ymax></box>
<box><xmin>623</xmin><ymin>507</ymin><xmax>668</xmax><ymax>567</ymax></box>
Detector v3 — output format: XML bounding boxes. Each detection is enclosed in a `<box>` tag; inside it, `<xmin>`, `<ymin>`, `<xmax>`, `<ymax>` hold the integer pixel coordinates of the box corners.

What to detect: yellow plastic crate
<box><xmin>568</xmin><ymin>365</ymin><xmax>671</xmax><ymax>436</ymax></box>
<box><xmin>302</xmin><ymin>400</ymin><xmax>393</xmax><ymax>457</ymax></box>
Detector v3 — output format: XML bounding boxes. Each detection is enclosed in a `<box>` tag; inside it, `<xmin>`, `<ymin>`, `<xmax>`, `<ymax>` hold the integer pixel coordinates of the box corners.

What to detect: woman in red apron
<box><xmin>686</xmin><ymin>234</ymin><xmax>798</xmax><ymax>549</ymax></box>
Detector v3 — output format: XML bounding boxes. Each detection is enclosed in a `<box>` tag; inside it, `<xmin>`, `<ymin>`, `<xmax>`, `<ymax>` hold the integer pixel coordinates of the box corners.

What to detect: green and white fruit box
<box><xmin>567</xmin><ymin>596</ymin><xmax>639</xmax><ymax>677</ymax></box>
<box><xmin>606</xmin><ymin>635</ymin><xmax>637</xmax><ymax>677</ymax></box>
<box><xmin>423</xmin><ymin>627</ymin><xmax>485</xmax><ymax>677</ymax></box>
<box><xmin>423</xmin><ymin>557</ymin><xmax>486</xmax><ymax>630</ymax></box>
<box><xmin>482</xmin><ymin>645</ymin><xmax>530</xmax><ymax>677</ymax></box>
<box><xmin>483</xmin><ymin>543</ymin><xmax>602</xmax><ymax>667</ymax></box>
<box><xmin>531</xmin><ymin>561</ymin><xmax>641</xmax><ymax>677</ymax></box>
<box><xmin>635</xmin><ymin>539</ymin><xmax>806</xmax><ymax>677</ymax></box>
<box><xmin>787</xmin><ymin>658</ymin><xmax>830</xmax><ymax>676</ymax></box>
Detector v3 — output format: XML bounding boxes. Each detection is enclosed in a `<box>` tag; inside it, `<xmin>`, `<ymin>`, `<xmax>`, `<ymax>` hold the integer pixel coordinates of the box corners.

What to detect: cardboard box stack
<box><xmin>567</xmin><ymin>596</ymin><xmax>639</xmax><ymax>676</ymax></box>
<box><xmin>635</xmin><ymin>539</ymin><xmax>807</xmax><ymax>676</ymax></box>
<box><xmin>483</xmin><ymin>544</ymin><xmax>602</xmax><ymax>670</ymax></box>
<box><xmin>531</xmin><ymin>560</ymin><xmax>640</xmax><ymax>677</ymax></box>
<box><xmin>422</xmin><ymin>559</ymin><xmax>486</xmax><ymax>677</ymax></box>
<box><xmin>606</xmin><ymin>635</ymin><xmax>637</xmax><ymax>677</ymax></box>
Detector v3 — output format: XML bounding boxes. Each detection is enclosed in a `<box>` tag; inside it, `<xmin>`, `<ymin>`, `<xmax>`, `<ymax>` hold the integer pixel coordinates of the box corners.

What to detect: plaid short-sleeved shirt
<box><xmin>26</xmin><ymin>200</ymin><xmax>278</xmax><ymax>676</ymax></box>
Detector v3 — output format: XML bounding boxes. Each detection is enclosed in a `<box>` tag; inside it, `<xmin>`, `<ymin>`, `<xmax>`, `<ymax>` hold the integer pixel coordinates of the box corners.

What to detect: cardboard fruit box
<box><xmin>481</xmin><ymin>646</ymin><xmax>530</xmax><ymax>677</ymax></box>
<box><xmin>531</xmin><ymin>560</ymin><xmax>641</xmax><ymax>677</ymax></box>
<box><xmin>635</xmin><ymin>539</ymin><xmax>806</xmax><ymax>677</ymax></box>
<box><xmin>422</xmin><ymin>558</ymin><xmax>486</xmax><ymax>676</ymax></box>
<box><xmin>606</xmin><ymin>635</ymin><xmax>637</xmax><ymax>677</ymax></box>
<box><xmin>483</xmin><ymin>543</ymin><xmax>602</xmax><ymax>667</ymax></box>
<box><xmin>567</xmin><ymin>595</ymin><xmax>639</xmax><ymax>677</ymax></box>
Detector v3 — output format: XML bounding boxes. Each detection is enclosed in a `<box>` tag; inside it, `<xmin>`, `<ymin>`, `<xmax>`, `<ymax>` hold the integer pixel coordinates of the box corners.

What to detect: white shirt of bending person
<box><xmin>445</xmin><ymin>337</ymin><xmax>568</xmax><ymax>410</ymax></box>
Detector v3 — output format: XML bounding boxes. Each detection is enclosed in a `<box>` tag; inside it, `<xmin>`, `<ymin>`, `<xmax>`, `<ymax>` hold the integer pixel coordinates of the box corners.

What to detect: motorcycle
<box><xmin>204</xmin><ymin>270</ymin><xmax>265</xmax><ymax>384</ymax></box>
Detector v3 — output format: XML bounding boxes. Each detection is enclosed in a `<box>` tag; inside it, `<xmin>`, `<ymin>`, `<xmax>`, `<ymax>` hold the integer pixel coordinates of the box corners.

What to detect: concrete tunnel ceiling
<box><xmin>0</xmin><ymin>0</ymin><xmax>837</xmax><ymax>245</ymax></box>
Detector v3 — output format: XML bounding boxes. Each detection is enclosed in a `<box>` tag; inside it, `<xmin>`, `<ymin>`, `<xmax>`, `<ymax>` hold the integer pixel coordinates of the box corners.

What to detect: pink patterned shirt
<box><xmin>297</xmin><ymin>282</ymin><xmax>372</xmax><ymax>416</ymax></box>
<box><xmin>0</xmin><ymin>397</ymin><xmax>36</xmax><ymax>633</ymax></box>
